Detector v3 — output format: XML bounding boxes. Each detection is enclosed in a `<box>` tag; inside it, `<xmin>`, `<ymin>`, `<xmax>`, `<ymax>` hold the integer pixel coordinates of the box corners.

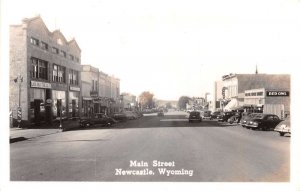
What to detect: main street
<box><xmin>10</xmin><ymin>111</ymin><xmax>290</xmax><ymax>182</ymax></box>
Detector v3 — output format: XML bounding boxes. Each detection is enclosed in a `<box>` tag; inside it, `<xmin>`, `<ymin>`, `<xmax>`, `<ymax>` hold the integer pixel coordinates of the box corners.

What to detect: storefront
<box><xmin>52</xmin><ymin>90</ymin><xmax>67</xmax><ymax>119</ymax></box>
<box><xmin>69</xmin><ymin>86</ymin><xmax>80</xmax><ymax>118</ymax></box>
<box><xmin>29</xmin><ymin>81</ymin><xmax>52</xmax><ymax>124</ymax></box>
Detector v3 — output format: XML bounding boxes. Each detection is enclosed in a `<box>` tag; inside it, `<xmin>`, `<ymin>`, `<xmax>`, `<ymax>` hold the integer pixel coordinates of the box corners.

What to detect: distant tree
<box><xmin>139</xmin><ymin>91</ymin><xmax>155</xmax><ymax>109</ymax></box>
<box><xmin>178</xmin><ymin>96</ymin><xmax>191</xmax><ymax>110</ymax></box>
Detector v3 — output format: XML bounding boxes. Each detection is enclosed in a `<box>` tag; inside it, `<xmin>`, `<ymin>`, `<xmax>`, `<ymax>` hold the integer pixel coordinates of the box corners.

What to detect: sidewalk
<box><xmin>10</xmin><ymin>120</ymin><xmax>80</xmax><ymax>143</ymax></box>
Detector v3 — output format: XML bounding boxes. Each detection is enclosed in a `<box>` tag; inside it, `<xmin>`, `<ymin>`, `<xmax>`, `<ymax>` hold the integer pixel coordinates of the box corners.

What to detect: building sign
<box><xmin>70</xmin><ymin>86</ymin><xmax>80</xmax><ymax>91</ymax></box>
<box><xmin>31</xmin><ymin>81</ymin><xmax>51</xmax><ymax>89</ymax></box>
<box><xmin>90</xmin><ymin>91</ymin><xmax>98</xmax><ymax>98</ymax></box>
<box><xmin>266</xmin><ymin>91</ymin><xmax>289</xmax><ymax>97</ymax></box>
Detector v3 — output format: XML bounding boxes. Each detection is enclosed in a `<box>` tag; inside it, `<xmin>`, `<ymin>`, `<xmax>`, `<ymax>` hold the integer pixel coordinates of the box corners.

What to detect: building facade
<box><xmin>81</xmin><ymin>65</ymin><xmax>120</xmax><ymax>116</ymax></box>
<box><xmin>221</xmin><ymin>73</ymin><xmax>290</xmax><ymax>117</ymax></box>
<box><xmin>10</xmin><ymin>16</ymin><xmax>82</xmax><ymax>125</ymax></box>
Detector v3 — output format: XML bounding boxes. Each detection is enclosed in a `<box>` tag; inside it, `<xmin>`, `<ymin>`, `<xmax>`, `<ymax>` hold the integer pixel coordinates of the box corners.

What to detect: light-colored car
<box><xmin>274</xmin><ymin>117</ymin><xmax>290</xmax><ymax>136</ymax></box>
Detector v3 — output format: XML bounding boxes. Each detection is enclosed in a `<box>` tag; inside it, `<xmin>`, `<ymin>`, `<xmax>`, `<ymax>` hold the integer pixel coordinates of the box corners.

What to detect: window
<box><xmin>75</xmin><ymin>57</ymin><xmax>80</xmax><ymax>63</ymax></box>
<box><xmin>251</xmin><ymin>92</ymin><xmax>256</xmax><ymax>96</ymax></box>
<box><xmin>60</xmin><ymin>50</ymin><xmax>66</xmax><ymax>58</ymax></box>
<box><xmin>41</xmin><ymin>41</ymin><xmax>48</xmax><ymax>50</ymax></box>
<box><xmin>30</xmin><ymin>37</ymin><xmax>39</xmax><ymax>46</ymax></box>
<box><xmin>53</xmin><ymin>64</ymin><xmax>66</xmax><ymax>83</ymax></box>
<box><xmin>257</xmin><ymin>92</ymin><xmax>263</xmax><ymax>96</ymax></box>
<box><xmin>38</xmin><ymin>60</ymin><xmax>48</xmax><ymax>80</ymax></box>
<box><xmin>31</xmin><ymin>57</ymin><xmax>48</xmax><ymax>80</ymax></box>
<box><xmin>69</xmin><ymin>69</ymin><xmax>78</xmax><ymax>85</ymax></box>
<box><xmin>69</xmin><ymin>54</ymin><xmax>74</xmax><ymax>61</ymax></box>
<box><xmin>52</xmin><ymin>47</ymin><xmax>59</xmax><ymax>54</ymax></box>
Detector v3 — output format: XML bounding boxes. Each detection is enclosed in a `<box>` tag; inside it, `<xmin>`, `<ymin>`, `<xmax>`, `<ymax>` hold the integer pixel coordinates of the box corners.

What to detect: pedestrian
<box><xmin>237</xmin><ymin>111</ymin><xmax>242</xmax><ymax>124</ymax></box>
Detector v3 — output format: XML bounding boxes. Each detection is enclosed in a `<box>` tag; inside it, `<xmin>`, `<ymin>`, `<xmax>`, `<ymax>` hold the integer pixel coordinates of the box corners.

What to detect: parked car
<box><xmin>241</xmin><ymin>113</ymin><xmax>262</xmax><ymax>127</ymax></box>
<box><xmin>245</xmin><ymin>114</ymin><xmax>282</xmax><ymax>131</ymax></box>
<box><xmin>200</xmin><ymin>110</ymin><xmax>212</xmax><ymax>119</ymax></box>
<box><xmin>112</xmin><ymin>112</ymin><xmax>128</xmax><ymax>122</ymax></box>
<box><xmin>79</xmin><ymin>113</ymin><xmax>117</xmax><ymax>128</ymax></box>
<box><xmin>274</xmin><ymin>117</ymin><xmax>290</xmax><ymax>136</ymax></box>
<box><xmin>188</xmin><ymin>111</ymin><xmax>202</xmax><ymax>122</ymax></box>
<box><xmin>123</xmin><ymin>111</ymin><xmax>138</xmax><ymax>120</ymax></box>
<box><xmin>210</xmin><ymin>111</ymin><xmax>221</xmax><ymax>120</ymax></box>
<box><xmin>217</xmin><ymin>111</ymin><xmax>235</xmax><ymax>122</ymax></box>
<box><xmin>157</xmin><ymin>110</ymin><xmax>164</xmax><ymax>116</ymax></box>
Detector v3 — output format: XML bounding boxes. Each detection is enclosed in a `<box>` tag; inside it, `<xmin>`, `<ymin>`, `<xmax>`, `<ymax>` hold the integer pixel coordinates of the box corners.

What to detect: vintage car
<box><xmin>217</xmin><ymin>111</ymin><xmax>235</xmax><ymax>122</ymax></box>
<box><xmin>157</xmin><ymin>110</ymin><xmax>164</xmax><ymax>116</ymax></box>
<box><xmin>210</xmin><ymin>111</ymin><xmax>221</xmax><ymax>120</ymax></box>
<box><xmin>274</xmin><ymin>117</ymin><xmax>290</xmax><ymax>136</ymax></box>
<box><xmin>245</xmin><ymin>114</ymin><xmax>281</xmax><ymax>131</ymax></box>
<box><xmin>188</xmin><ymin>111</ymin><xmax>202</xmax><ymax>122</ymax></box>
<box><xmin>79</xmin><ymin>113</ymin><xmax>117</xmax><ymax>128</ymax></box>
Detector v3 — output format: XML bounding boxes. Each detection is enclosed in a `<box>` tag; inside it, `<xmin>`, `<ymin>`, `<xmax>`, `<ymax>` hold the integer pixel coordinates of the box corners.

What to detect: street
<box><xmin>10</xmin><ymin>111</ymin><xmax>290</xmax><ymax>182</ymax></box>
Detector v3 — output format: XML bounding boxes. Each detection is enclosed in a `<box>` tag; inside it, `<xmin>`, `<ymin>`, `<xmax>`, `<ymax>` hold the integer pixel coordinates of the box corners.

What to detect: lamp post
<box><xmin>14</xmin><ymin>74</ymin><xmax>23</xmax><ymax>128</ymax></box>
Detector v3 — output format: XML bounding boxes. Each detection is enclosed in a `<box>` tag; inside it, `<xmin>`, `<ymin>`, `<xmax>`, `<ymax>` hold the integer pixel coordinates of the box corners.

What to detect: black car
<box><xmin>245</xmin><ymin>114</ymin><xmax>282</xmax><ymax>131</ymax></box>
<box><xmin>210</xmin><ymin>111</ymin><xmax>221</xmax><ymax>120</ymax></box>
<box><xmin>157</xmin><ymin>110</ymin><xmax>164</xmax><ymax>116</ymax></box>
<box><xmin>79</xmin><ymin>113</ymin><xmax>117</xmax><ymax>128</ymax></box>
<box><xmin>241</xmin><ymin>113</ymin><xmax>261</xmax><ymax>127</ymax></box>
<box><xmin>217</xmin><ymin>111</ymin><xmax>234</xmax><ymax>122</ymax></box>
<box><xmin>188</xmin><ymin>111</ymin><xmax>202</xmax><ymax>122</ymax></box>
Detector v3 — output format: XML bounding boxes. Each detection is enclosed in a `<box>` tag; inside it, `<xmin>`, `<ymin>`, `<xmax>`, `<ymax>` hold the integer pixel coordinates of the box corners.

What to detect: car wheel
<box><xmin>279</xmin><ymin>132</ymin><xmax>285</xmax><ymax>136</ymax></box>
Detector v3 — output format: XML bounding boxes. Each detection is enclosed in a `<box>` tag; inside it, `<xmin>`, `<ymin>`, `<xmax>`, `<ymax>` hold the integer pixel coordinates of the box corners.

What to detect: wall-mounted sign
<box><xmin>31</xmin><ymin>81</ymin><xmax>51</xmax><ymax>89</ymax></box>
<box><xmin>70</xmin><ymin>86</ymin><xmax>80</xmax><ymax>91</ymax></box>
<box><xmin>266</xmin><ymin>91</ymin><xmax>289</xmax><ymax>97</ymax></box>
<box><xmin>90</xmin><ymin>91</ymin><xmax>98</xmax><ymax>98</ymax></box>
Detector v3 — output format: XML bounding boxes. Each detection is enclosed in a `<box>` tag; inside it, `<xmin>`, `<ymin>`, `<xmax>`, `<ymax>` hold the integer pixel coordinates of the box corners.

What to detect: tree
<box><xmin>166</xmin><ymin>102</ymin><xmax>172</xmax><ymax>109</ymax></box>
<box><xmin>178</xmin><ymin>96</ymin><xmax>191</xmax><ymax>110</ymax></box>
<box><xmin>139</xmin><ymin>91</ymin><xmax>155</xmax><ymax>109</ymax></box>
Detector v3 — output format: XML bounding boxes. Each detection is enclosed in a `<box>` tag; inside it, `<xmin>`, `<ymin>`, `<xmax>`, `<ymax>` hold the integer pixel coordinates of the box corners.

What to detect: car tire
<box><xmin>279</xmin><ymin>132</ymin><xmax>285</xmax><ymax>136</ymax></box>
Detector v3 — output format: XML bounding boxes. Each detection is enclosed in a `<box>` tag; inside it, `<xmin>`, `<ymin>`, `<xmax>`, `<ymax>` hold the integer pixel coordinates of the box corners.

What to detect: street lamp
<box><xmin>13</xmin><ymin>74</ymin><xmax>23</xmax><ymax>128</ymax></box>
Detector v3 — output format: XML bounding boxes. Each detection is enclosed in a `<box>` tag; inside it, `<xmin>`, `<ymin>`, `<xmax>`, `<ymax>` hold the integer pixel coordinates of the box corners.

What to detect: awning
<box><xmin>82</xmin><ymin>97</ymin><xmax>92</xmax><ymax>100</ymax></box>
<box><xmin>224</xmin><ymin>98</ymin><xmax>238</xmax><ymax>111</ymax></box>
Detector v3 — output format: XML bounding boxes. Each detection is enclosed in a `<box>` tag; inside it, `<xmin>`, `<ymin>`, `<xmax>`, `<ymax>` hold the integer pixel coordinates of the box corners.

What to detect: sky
<box><xmin>2</xmin><ymin>0</ymin><xmax>300</xmax><ymax>100</ymax></box>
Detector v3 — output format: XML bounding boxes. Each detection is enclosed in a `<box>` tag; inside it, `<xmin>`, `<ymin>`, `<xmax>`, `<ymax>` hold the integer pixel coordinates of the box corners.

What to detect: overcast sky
<box><xmin>2</xmin><ymin>0</ymin><xmax>300</xmax><ymax>100</ymax></box>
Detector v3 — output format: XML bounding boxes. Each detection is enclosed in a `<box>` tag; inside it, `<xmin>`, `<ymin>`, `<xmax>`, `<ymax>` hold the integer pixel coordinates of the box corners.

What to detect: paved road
<box><xmin>10</xmin><ymin>111</ymin><xmax>290</xmax><ymax>182</ymax></box>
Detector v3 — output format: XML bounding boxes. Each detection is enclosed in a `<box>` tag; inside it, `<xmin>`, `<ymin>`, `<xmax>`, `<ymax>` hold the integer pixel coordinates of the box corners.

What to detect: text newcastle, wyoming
<box><xmin>115</xmin><ymin>160</ymin><xmax>194</xmax><ymax>176</ymax></box>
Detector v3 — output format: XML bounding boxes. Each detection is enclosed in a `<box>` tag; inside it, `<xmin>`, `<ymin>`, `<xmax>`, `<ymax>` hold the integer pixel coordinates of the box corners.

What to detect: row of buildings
<box><xmin>211</xmin><ymin>72</ymin><xmax>290</xmax><ymax>119</ymax></box>
<box><xmin>9</xmin><ymin>16</ymin><xmax>121</xmax><ymax>125</ymax></box>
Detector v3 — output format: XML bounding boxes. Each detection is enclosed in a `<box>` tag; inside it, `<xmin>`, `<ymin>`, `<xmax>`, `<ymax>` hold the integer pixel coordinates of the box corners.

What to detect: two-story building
<box><xmin>10</xmin><ymin>16</ymin><xmax>81</xmax><ymax>125</ymax></box>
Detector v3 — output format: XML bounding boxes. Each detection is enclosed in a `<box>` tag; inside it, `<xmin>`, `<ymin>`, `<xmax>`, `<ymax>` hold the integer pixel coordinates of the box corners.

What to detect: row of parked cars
<box><xmin>210</xmin><ymin>111</ymin><xmax>291</xmax><ymax>136</ymax></box>
<box><xmin>79</xmin><ymin>110</ymin><xmax>143</xmax><ymax>128</ymax></box>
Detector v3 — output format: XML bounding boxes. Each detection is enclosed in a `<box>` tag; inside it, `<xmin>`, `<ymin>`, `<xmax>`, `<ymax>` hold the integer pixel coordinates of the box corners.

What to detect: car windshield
<box><xmin>253</xmin><ymin>114</ymin><xmax>264</xmax><ymax>119</ymax></box>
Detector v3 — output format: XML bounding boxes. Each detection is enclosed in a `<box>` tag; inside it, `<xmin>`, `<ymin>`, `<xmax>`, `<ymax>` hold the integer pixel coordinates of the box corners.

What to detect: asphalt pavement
<box><xmin>10</xmin><ymin>111</ymin><xmax>290</xmax><ymax>182</ymax></box>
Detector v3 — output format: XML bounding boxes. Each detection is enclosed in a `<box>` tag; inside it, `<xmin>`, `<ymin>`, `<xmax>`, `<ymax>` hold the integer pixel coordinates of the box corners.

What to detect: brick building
<box><xmin>9</xmin><ymin>16</ymin><xmax>82</xmax><ymax>125</ymax></box>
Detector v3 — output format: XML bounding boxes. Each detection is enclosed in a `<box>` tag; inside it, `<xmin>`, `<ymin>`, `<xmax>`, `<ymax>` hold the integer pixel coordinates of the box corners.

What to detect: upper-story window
<box><xmin>60</xmin><ymin>50</ymin><xmax>67</xmax><ymax>58</ymax></box>
<box><xmin>41</xmin><ymin>41</ymin><xmax>48</xmax><ymax>50</ymax></box>
<box><xmin>69</xmin><ymin>69</ymin><xmax>78</xmax><ymax>85</ymax></box>
<box><xmin>52</xmin><ymin>47</ymin><xmax>59</xmax><ymax>54</ymax></box>
<box><xmin>69</xmin><ymin>54</ymin><xmax>74</xmax><ymax>61</ymax></box>
<box><xmin>30</xmin><ymin>37</ymin><xmax>39</xmax><ymax>46</ymax></box>
<box><xmin>31</xmin><ymin>57</ymin><xmax>48</xmax><ymax>80</ymax></box>
<box><xmin>53</xmin><ymin>64</ymin><xmax>66</xmax><ymax>83</ymax></box>
<box><xmin>75</xmin><ymin>57</ymin><xmax>80</xmax><ymax>63</ymax></box>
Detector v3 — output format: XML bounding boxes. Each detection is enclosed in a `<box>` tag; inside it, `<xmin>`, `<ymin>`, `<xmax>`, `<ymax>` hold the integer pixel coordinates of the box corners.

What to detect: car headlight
<box><xmin>252</xmin><ymin>122</ymin><xmax>258</xmax><ymax>126</ymax></box>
